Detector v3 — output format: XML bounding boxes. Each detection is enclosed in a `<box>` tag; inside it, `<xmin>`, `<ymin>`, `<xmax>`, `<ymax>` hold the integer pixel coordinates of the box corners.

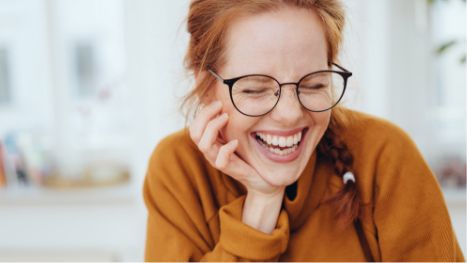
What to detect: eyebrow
<box><xmin>240</xmin><ymin>76</ymin><xmax>275</xmax><ymax>83</ymax></box>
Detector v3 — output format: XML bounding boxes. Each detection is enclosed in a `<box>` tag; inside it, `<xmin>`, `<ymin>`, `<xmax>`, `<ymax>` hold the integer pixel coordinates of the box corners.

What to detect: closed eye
<box><xmin>242</xmin><ymin>88</ymin><xmax>270</xmax><ymax>94</ymax></box>
<box><xmin>300</xmin><ymin>83</ymin><xmax>327</xmax><ymax>90</ymax></box>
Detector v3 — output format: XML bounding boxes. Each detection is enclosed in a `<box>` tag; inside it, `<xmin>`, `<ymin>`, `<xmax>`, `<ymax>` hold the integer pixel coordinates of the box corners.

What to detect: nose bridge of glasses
<box><xmin>272</xmin><ymin>81</ymin><xmax>303</xmax><ymax>117</ymax></box>
<box><xmin>277</xmin><ymin>82</ymin><xmax>300</xmax><ymax>97</ymax></box>
<box><xmin>278</xmin><ymin>82</ymin><xmax>299</xmax><ymax>89</ymax></box>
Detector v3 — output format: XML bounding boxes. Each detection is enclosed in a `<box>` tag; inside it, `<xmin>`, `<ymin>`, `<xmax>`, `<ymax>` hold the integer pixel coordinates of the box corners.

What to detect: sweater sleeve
<box><xmin>143</xmin><ymin>137</ymin><xmax>290</xmax><ymax>261</ymax></box>
<box><xmin>372</xmin><ymin>127</ymin><xmax>465</xmax><ymax>261</ymax></box>
<box><xmin>203</xmin><ymin>196</ymin><xmax>289</xmax><ymax>261</ymax></box>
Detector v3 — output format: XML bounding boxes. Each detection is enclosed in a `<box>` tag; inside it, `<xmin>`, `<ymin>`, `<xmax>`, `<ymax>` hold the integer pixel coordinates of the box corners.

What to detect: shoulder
<box><xmin>324</xmin><ymin>109</ymin><xmax>433</xmax><ymax>211</ymax></box>
<box><xmin>144</xmin><ymin>128</ymin><xmax>235</xmax><ymax>221</ymax></box>
<box><xmin>333</xmin><ymin>107</ymin><xmax>428</xmax><ymax>182</ymax></box>
<box><xmin>150</xmin><ymin>128</ymin><xmax>200</xmax><ymax>164</ymax></box>
<box><xmin>146</xmin><ymin>128</ymin><xmax>209</xmax><ymax>189</ymax></box>
<box><xmin>336</xmin><ymin>108</ymin><xmax>418</xmax><ymax>156</ymax></box>
<box><xmin>145</xmin><ymin>127</ymin><xmax>231</xmax><ymax>196</ymax></box>
<box><xmin>333</xmin><ymin>108</ymin><xmax>433</xmax><ymax>198</ymax></box>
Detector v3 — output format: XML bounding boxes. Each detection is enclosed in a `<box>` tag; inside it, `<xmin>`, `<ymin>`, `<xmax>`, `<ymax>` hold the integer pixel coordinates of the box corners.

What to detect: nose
<box><xmin>269</xmin><ymin>84</ymin><xmax>304</xmax><ymax>125</ymax></box>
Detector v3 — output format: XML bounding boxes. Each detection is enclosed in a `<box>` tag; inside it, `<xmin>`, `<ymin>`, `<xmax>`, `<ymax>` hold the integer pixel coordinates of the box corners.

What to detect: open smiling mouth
<box><xmin>252</xmin><ymin>128</ymin><xmax>308</xmax><ymax>159</ymax></box>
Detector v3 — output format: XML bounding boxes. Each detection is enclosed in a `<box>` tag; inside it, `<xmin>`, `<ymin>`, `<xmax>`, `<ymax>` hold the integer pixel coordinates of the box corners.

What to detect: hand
<box><xmin>189</xmin><ymin>101</ymin><xmax>282</xmax><ymax>195</ymax></box>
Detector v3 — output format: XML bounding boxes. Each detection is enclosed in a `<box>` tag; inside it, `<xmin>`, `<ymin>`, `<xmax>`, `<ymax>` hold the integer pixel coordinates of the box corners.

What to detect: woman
<box><xmin>143</xmin><ymin>0</ymin><xmax>464</xmax><ymax>261</ymax></box>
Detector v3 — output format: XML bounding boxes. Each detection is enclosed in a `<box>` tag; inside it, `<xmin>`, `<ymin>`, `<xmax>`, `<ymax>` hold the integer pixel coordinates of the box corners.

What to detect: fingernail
<box><xmin>213</xmin><ymin>101</ymin><xmax>222</xmax><ymax>108</ymax></box>
<box><xmin>222</xmin><ymin>113</ymin><xmax>228</xmax><ymax>119</ymax></box>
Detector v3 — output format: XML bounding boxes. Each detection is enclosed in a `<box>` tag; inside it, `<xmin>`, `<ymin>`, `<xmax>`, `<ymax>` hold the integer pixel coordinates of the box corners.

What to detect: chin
<box><xmin>260</xmin><ymin>167</ymin><xmax>303</xmax><ymax>187</ymax></box>
<box><xmin>260</xmin><ymin>163</ymin><xmax>306</xmax><ymax>187</ymax></box>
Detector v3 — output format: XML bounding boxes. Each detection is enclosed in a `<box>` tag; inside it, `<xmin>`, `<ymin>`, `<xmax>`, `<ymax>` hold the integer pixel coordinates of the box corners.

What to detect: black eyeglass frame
<box><xmin>208</xmin><ymin>63</ymin><xmax>352</xmax><ymax>117</ymax></box>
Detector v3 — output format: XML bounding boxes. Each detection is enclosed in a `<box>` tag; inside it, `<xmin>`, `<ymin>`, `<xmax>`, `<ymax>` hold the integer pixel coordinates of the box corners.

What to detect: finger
<box><xmin>189</xmin><ymin>101</ymin><xmax>222</xmax><ymax>143</ymax></box>
<box><xmin>215</xmin><ymin>139</ymin><xmax>238</xmax><ymax>170</ymax></box>
<box><xmin>198</xmin><ymin>113</ymin><xmax>229</xmax><ymax>153</ymax></box>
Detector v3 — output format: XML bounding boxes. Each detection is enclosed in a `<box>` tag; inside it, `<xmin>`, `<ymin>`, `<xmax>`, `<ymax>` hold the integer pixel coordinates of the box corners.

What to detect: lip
<box><xmin>250</xmin><ymin>127</ymin><xmax>309</xmax><ymax>163</ymax></box>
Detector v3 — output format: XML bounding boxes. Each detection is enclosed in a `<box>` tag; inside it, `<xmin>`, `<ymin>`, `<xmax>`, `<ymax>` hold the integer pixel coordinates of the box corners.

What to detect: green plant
<box><xmin>428</xmin><ymin>0</ymin><xmax>466</xmax><ymax>64</ymax></box>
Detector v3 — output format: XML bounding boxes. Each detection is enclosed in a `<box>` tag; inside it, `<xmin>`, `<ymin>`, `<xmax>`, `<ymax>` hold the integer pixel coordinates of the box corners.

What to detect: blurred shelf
<box><xmin>0</xmin><ymin>184</ymin><xmax>136</xmax><ymax>206</ymax></box>
<box><xmin>1</xmin><ymin>184</ymin><xmax>462</xmax><ymax>207</ymax></box>
<box><xmin>0</xmin><ymin>248</ymin><xmax>117</xmax><ymax>262</ymax></box>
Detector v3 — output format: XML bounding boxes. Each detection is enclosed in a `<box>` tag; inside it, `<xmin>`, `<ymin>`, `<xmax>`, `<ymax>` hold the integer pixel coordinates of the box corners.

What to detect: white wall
<box><xmin>124</xmin><ymin>0</ymin><xmax>189</xmax><ymax>191</ymax></box>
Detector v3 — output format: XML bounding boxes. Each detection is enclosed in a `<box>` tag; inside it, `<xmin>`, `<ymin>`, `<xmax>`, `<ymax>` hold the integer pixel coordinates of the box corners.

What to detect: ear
<box><xmin>195</xmin><ymin>70</ymin><xmax>217</xmax><ymax>104</ymax></box>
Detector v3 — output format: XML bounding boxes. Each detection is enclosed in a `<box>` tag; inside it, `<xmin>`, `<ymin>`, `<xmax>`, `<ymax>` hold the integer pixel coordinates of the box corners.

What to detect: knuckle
<box><xmin>215</xmin><ymin>150</ymin><xmax>228</xmax><ymax>169</ymax></box>
<box><xmin>207</xmin><ymin>118</ymin><xmax>220</xmax><ymax>130</ymax></box>
<box><xmin>215</xmin><ymin>159</ymin><xmax>226</xmax><ymax>170</ymax></box>
<box><xmin>198</xmin><ymin>142</ymin><xmax>209</xmax><ymax>153</ymax></box>
<box><xmin>205</xmin><ymin>121</ymin><xmax>214</xmax><ymax>131</ymax></box>
<box><xmin>216</xmin><ymin>163</ymin><xmax>226</xmax><ymax>170</ymax></box>
<box><xmin>192</xmin><ymin>134</ymin><xmax>201</xmax><ymax>144</ymax></box>
<box><xmin>218</xmin><ymin>145</ymin><xmax>228</xmax><ymax>155</ymax></box>
<box><xmin>207</xmin><ymin>115</ymin><xmax>226</xmax><ymax>130</ymax></box>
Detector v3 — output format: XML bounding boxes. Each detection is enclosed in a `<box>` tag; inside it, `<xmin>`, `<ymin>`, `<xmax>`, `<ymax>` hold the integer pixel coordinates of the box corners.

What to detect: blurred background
<box><xmin>0</xmin><ymin>0</ymin><xmax>464</xmax><ymax>261</ymax></box>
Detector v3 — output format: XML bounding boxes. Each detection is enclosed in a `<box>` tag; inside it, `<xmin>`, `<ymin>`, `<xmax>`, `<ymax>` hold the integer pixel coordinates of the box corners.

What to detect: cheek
<box><xmin>308</xmin><ymin>111</ymin><xmax>331</xmax><ymax>135</ymax></box>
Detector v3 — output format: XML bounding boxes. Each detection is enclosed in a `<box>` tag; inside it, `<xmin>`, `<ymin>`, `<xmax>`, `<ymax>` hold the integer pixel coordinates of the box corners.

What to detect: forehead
<box><xmin>222</xmin><ymin>6</ymin><xmax>328</xmax><ymax>79</ymax></box>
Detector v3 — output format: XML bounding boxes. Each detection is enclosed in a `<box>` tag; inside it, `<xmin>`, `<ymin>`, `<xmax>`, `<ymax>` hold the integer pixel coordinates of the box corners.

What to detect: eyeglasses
<box><xmin>208</xmin><ymin>63</ymin><xmax>352</xmax><ymax>117</ymax></box>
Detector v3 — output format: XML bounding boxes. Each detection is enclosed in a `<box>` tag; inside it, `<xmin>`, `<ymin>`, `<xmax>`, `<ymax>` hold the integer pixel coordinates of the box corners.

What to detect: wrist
<box><xmin>246</xmin><ymin>187</ymin><xmax>285</xmax><ymax>208</ymax></box>
<box><xmin>242</xmin><ymin>187</ymin><xmax>285</xmax><ymax>234</ymax></box>
<box><xmin>247</xmin><ymin>186</ymin><xmax>285</xmax><ymax>200</ymax></box>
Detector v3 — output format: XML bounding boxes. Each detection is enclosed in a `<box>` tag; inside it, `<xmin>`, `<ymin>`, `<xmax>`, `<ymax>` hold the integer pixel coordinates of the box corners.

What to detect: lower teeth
<box><xmin>268</xmin><ymin>145</ymin><xmax>298</xmax><ymax>156</ymax></box>
<box><xmin>256</xmin><ymin>137</ymin><xmax>298</xmax><ymax>156</ymax></box>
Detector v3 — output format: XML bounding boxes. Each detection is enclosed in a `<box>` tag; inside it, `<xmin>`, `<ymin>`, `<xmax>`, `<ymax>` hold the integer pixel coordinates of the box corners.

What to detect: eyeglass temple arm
<box><xmin>207</xmin><ymin>68</ymin><xmax>224</xmax><ymax>82</ymax></box>
<box><xmin>332</xmin><ymin>63</ymin><xmax>352</xmax><ymax>74</ymax></box>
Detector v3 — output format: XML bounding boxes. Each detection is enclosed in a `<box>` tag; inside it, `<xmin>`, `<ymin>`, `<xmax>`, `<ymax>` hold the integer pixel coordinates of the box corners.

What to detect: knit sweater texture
<box><xmin>143</xmin><ymin>109</ymin><xmax>465</xmax><ymax>261</ymax></box>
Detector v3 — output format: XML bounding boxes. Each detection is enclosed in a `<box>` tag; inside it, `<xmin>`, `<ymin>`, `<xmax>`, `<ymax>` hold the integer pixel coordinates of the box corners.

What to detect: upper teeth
<box><xmin>256</xmin><ymin>131</ymin><xmax>302</xmax><ymax>147</ymax></box>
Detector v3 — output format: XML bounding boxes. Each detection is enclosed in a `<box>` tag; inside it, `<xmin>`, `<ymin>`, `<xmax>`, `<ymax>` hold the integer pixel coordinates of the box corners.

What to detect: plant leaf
<box><xmin>460</xmin><ymin>54</ymin><xmax>466</xmax><ymax>64</ymax></box>
<box><xmin>436</xmin><ymin>40</ymin><xmax>458</xmax><ymax>55</ymax></box>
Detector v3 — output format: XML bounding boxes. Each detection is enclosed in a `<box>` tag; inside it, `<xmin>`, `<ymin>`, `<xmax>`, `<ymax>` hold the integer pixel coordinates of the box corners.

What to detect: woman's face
<box><xmin>214</xmin><ymin>6</ymin><xmax>331</xmax><ymax>187</ymax></box>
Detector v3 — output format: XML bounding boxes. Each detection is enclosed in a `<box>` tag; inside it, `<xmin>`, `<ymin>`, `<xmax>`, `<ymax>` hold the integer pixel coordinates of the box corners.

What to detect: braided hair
<box><xmin>318</xmin><ymin>109</ymin><xmax>360</xmax><ymax>228</ymax></box>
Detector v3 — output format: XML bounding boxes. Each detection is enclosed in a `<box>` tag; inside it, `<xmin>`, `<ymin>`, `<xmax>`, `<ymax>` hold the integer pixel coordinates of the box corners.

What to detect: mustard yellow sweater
<box><xmin>143</xmin><ymin>109</ymin><xmax>465</xmax><ymax>261</ymax></box>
